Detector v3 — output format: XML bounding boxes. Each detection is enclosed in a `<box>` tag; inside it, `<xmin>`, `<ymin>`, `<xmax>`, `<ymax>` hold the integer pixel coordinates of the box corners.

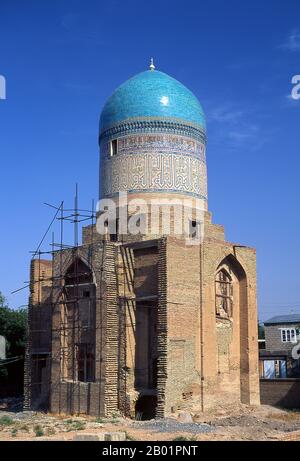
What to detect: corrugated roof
<box><xmin>264</xmin><ymin>314</ymin><xmax>300</xmax><ymax>325</ymax></box>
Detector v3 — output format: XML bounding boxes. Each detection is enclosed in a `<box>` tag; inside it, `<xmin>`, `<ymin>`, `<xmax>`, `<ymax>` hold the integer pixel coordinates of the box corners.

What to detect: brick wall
<box><xmin>260</xmin><ymin>379</ymin><xmax>300</xmax><ymax>408</ymax></box>
<box><xmin>27</xmin><ymin>208</ymin><xmax>260</xmax><ymax>417</ymax></box>
<box><xmin>163</xmin><ymin>234</ymin><xmax>260</xmax><ymax>414</ymax></box>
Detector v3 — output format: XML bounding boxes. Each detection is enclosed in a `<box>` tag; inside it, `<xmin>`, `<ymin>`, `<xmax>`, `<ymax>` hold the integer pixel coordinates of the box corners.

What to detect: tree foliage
<box><xmin>0</xmin><ymin>292</ymin><xmax>27</xmax><ymax>358</ymax></box>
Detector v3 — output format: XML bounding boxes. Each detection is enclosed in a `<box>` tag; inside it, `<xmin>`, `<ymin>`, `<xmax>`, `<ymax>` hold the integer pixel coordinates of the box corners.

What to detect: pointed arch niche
<box><xmin>215</xmin><ymin>254</ymin><xmax>250</xmax><ymax>403</ymax></box>
<box><xmin>61</xmin><ymin>257</ymin><xmax>96</xmax><ymax>383</ymax></box>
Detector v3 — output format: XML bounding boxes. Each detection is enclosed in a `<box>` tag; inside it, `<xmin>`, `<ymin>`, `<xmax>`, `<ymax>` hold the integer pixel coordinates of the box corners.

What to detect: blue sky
<box><xmin>0</xmin><ymin>0</ymin><xmax>299</xmax><ymax>321</ymax></box>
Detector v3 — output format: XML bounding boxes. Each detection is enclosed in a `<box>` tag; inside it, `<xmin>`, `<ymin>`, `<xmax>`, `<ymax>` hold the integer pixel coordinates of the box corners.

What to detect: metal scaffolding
<box><xmin>14</xmin><ymin>185</ymin><xmax>122</xmax><ymax>416</ymax></box>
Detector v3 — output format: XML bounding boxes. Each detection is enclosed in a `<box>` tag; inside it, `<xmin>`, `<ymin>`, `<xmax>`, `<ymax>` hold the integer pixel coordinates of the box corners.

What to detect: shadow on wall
<box><xmin>260</xmin><ymin>379</ymin><xmax>300</xmax><ymax>409</ymax></box>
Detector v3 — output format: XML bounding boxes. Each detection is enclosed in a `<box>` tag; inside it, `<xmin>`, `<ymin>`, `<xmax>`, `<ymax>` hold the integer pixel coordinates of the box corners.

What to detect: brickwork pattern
<box><xmin>260</xmin><ymin>379</ymin><xmax>300</xmax><ymax>408</ymax></box>
<box><xmin>27</xmin><ymin>211</ymin><xmax>260</xmax><ymax>417</ymax></box>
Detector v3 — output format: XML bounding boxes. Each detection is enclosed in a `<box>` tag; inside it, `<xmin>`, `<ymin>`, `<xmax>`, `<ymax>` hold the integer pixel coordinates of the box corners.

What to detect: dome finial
<box><xmin>149</xmin><ymin>57</ymin><xmax>155</xmax><ymax>71</ymax></box>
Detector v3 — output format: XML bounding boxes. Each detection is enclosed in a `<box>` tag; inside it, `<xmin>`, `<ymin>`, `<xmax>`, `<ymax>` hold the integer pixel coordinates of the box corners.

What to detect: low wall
<box><xmin>260</xmin><ymin>379</ymin><xmax>300</xmax><ymax>408</ymax></box>
<box><xmin>50</xmin><ymin>382</ymin><xmax>105</xmax><ymax>416</ymax></box>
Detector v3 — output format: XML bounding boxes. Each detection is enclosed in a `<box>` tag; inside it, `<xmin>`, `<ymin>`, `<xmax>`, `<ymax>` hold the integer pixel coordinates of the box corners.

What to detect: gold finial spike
<box><xmin>149</xmin><ymin>57</ymin><xmax>155</xmax><ymax>71</ymax></box>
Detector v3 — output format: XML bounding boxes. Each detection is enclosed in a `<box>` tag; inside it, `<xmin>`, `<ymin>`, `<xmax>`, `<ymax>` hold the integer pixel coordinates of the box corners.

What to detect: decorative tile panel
<box><xmin>100</xmin><ymin>118</ymin><xmax>206</xmax><ymax>144</ymax></box>
<box><xmin>101</xmin><ymin>134</ymin><xmax>206</xmax><ymax>162</ymax></box>
<box><xmin>100</xmin><ymin>151</ymin><xmax>207</xmax><ymax>199</ymax></box>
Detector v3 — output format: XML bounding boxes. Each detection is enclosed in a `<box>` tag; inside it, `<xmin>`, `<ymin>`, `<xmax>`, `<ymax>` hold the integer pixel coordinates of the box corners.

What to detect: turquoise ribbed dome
<box><xmin>100</xmin><ymin>69</ymin><xmax>205</xmax><ymax>132</ymax></box>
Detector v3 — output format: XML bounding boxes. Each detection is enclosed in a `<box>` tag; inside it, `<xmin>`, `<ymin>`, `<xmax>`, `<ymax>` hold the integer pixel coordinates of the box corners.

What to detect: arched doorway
<box><xmin>61</xmin><ymin>258</ymin><xmax>96</xmax><ymax>383</ymax></box>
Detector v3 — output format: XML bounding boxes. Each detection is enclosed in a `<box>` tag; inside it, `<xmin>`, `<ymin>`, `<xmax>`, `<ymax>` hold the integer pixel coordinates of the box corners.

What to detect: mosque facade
<box><xmin>24</xmin><ymin>62</ymin><xmax>260</xmax><ymax>419</ymax></box>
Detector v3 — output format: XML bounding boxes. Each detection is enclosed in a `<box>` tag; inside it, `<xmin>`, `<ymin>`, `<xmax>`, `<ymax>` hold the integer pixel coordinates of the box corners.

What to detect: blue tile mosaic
<box><xmin>100</xmin><ymin>70</ymin><xmax>206</xmax><ymax>133</ymax></box>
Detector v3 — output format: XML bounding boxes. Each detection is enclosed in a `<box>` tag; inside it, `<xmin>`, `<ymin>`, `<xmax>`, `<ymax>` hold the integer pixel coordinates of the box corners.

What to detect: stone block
<box><xmin>73</xmin><ymin>433</ymin><xmax>105</xmax><ymax>441</ymax></box>
<box><xmin>105</xmin><ymin>432</ymin><xmax>127</xmax><ymax>441</ymax></box>
<box><xmin>178</xmin><ymin>411</ymin><xmax>193</xmax><ymax>423</ymax></box>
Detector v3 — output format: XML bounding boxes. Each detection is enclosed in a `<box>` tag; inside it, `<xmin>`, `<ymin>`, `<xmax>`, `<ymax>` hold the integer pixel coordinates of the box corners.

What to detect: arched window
<box><xmin>63</xmin><ymin>258</ymin><xmax>96</xmax><ymax>383</ymax></box>
<box><xmin>64</xmin><ymin>258</ymin><xmax>93</xmax><ymax>287</ymax></box>
<box><xmin>215</xmin><ymin>269</ymin><xmax>233</xmax><ymax>319</ymax></box>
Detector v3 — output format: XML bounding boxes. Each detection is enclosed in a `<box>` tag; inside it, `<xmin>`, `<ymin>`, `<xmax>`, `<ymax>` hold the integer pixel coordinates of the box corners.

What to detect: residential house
<box><xmin>260</xmin><ymin>314</ymin><xmax>300</xmax><ymax>379</ymax></box>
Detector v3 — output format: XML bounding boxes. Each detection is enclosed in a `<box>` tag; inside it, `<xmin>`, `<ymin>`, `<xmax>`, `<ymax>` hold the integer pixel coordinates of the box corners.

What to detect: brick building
<box><xmin>259</xmin><ymin>314</ymin><xmax>300</xmax><ymax>408</ymax></box>
<box><xmin>24</xmin><ymin>63</ymin><xmax>260</xmax><ymax>418</ymax></box>
<box><xmin>260</xmin><ymin>314</ymin><xmax>300</xmax><ymax>379</ymax></box>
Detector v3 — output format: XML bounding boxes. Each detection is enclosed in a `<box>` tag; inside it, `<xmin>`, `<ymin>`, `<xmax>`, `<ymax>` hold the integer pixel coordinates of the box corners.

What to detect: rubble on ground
<box><xmin>1</xmin><ymin>403</ymin><xmax>300</xmax><ymax>441</ymax></box>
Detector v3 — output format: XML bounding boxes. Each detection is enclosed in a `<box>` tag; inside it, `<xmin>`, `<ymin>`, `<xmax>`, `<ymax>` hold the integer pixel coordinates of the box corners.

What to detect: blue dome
<box><xmin>100</xmin><ymin>70</ymin><xmax>205</xmax><ymax>132</ymax></box>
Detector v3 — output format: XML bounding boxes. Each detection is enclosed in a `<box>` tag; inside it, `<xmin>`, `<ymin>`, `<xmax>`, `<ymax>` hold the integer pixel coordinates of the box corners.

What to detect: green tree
<box><xmin>0</xmin><ymin>292</ymin><xmax>27</xmax><ymax>391</ymax></box>
<box><xmin>0</xmin><ymin>293</ymin><xmax>27</xmax><ymax>357</ymax></box>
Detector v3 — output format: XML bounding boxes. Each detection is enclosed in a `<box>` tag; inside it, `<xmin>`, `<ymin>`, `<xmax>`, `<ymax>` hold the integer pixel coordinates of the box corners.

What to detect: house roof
<box><xmin>264</xmin><ymin>314</ymin><xmax>300</xmax><ymax>325</ymax></box>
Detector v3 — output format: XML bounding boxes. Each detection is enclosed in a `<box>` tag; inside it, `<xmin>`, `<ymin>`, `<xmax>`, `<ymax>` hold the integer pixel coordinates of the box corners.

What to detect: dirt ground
<box><xmin>1</xmin><ymin>400</ymin><xmax>300</xmax><ymax>441</ymax></box>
